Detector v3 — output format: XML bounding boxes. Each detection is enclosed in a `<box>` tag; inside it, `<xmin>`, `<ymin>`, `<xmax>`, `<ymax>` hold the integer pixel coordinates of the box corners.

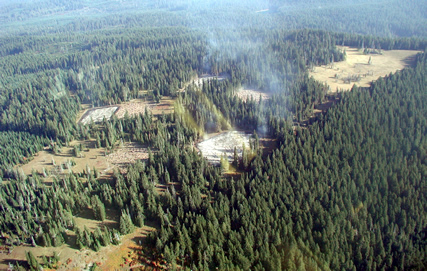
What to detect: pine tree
<box><xmin>25</xmin><ymin>251</ymin><xmax>40</xmax><ymax>270</ymax></box>
<box><xmin>220</xmin><ymin>153</ymin><xmax>229</xmax><ymax>173</ymax></box>
<box><xmin>119</xmin><ymin>210</ymin><xmax>135</xmax><ymax>235</ymax></box>
<box><xmin>232</xmin><ymin>147</ymin><xmax>239</xmax><ymax>168</ymax></box>
<box><xmin>91</xmin><ymin>196</ymin><xmax>106</xmax><ymax>221</ymax></box>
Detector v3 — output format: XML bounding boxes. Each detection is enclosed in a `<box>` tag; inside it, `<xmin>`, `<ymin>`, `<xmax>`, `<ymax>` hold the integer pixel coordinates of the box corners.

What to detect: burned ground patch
<box><xmin>197</xmin><ymin>131</ymin><xmax>251</xmax><ymax>165</ymax></box>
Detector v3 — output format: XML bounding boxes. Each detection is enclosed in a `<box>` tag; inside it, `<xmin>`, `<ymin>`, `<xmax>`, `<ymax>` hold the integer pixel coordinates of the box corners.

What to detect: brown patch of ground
<box><xmin>259</xmin><ymin>137</ymin><xmax>278</xmax><ymax>157</ymax></box>
<box><xmin>18</xmin><ymin>140</ymin><xmax>113</xmax><ymax>179</ymax></box>
<box><xmin>309</xmin><ymin>46</ymin><xmax>421</xmax><ymax>92</ymax></box>
<box><xmin>89</xmin><ymin>226</ymin><xmax>155</xmax><ymax>271</ymax></box>
<box><xmin>236</xmin><ymin>87</ymin><xmax>270</xmax><ymax>102</ymax></box>
<box><xmin>77</xmin><ymin>96</ymin><xmax>175</xmax><ymax>123</ymax></box>
<box><xmin>106</xmin><ymin>142</ymin><xmax>149</xmax><ymax>174</ymax></box>
<box><xmin>115</xmin><ymin>98</ymin><xmax>153</xmax><ymax>119</ymax></box>
<box><xmin>73</xmin><ymin>208</ymin><xmax>120</xmax><ymax>231</ymax></box>
<box><xmin>149</xmin><ymin>98</ymin><xmax>174</xmax><ymax>116</ymax></box>
<box><xmin>295</xmin><ymin>95</ymin><xmax>340</xmax><ymax>128</ymax></box>
<box><xmin>19</xmin><ymin>140</ymin><xmax>150</xmax><ymax>179</ymax></box>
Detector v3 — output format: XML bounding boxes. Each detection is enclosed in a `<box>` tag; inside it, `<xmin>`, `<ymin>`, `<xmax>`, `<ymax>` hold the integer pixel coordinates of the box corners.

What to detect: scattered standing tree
<box><xmin>220</xmin><ymin>153</ymin><xmax>229</xmax><ymax>173</ymax></box>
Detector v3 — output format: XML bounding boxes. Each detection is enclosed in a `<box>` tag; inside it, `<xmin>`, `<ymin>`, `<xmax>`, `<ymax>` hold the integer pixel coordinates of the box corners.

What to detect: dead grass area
<box><xmin>19</xmin><ymin>140</ymin><xmax>150</xmax><ymax>179</ymax></box>
<box><xmin>65</xmin><ymin>226</ymin><xmax>155</xmax><ymax>271</ymax></box>
<box><xmin>309</xmin><ymin>46</ymin><xmax>421</xmax><ymax>92</ymax></box>
<box><xmin>295</xmin><ymin>95</ymin><xmax>340</xmax><ymax>128</ymax></box>
<box><xmin>149</xmin><ymin>97</ymin><xmax>174</xmax><ymax>116</ymax></box>
<box><xmin>18</xmin><ymin>140</ymin><xmax>113</xmax><ymax>179</ymax></box>
<box><xmin>0</xmin><ymin>226</ymin><xmax>155</xmax><ymax>271</ymax></box>
<box><xmin>73</xmin><ymin>208</ymin><xmax>120</xmax><ymax>231</ymax></box>
<box><xmin>236</xmin><ymin>87</ymin><xmax>270</xmax><ymax>102</ymax></box>
<box><xmin>77</xmin><ymin>96</ymin><xmax>175</xmax><ymax>123</ymax></box>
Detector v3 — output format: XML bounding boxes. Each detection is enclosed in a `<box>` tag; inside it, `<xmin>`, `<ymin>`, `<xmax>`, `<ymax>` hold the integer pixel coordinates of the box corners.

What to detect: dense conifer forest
<box><xmin>0</xmin><ymin>0</ymin><xmax>426</xmax><ymax>270</ymax></box>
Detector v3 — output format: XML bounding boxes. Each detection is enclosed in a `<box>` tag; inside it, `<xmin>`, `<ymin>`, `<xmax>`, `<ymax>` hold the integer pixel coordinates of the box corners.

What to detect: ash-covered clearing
<box><xmin>197</xmin><ymin>131</ymin><xmax>250</xmax><ymax>165</ymax></box>
<box><xmin>193</xmin><ymin>74</ymin><xmax>228</xmax><ymax>87</ymax></box>
<box><xmin>80</xmin><ymin>107</ymin><xmax>118</xmax><ymax>124</ymax></box>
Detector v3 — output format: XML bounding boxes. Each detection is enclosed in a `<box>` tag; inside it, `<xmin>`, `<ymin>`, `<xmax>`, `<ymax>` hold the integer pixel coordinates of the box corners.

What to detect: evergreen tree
<box><xmin>119</xmin><ymin>210</ymin><xmax>135</xmax><ymax>235</ymax></box>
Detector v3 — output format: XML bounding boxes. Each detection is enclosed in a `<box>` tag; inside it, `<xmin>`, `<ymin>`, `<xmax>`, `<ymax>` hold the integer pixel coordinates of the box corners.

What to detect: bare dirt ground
<box><xmin>235</xmin><ymin>87</ymin><xmax>270</xmax><ymax>102</ymax></box>
<box><xmin>309</xmin><ymin>46</ymin><xmax>421</xmax><ymax>92</ymax></box>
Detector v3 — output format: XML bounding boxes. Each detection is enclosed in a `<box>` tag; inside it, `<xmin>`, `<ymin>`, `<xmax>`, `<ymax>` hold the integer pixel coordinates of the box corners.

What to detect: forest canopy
<box><xmin>0</xmin><ymin>0</ymin><xmax>425</xmax><ymax>270</ymax></box>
